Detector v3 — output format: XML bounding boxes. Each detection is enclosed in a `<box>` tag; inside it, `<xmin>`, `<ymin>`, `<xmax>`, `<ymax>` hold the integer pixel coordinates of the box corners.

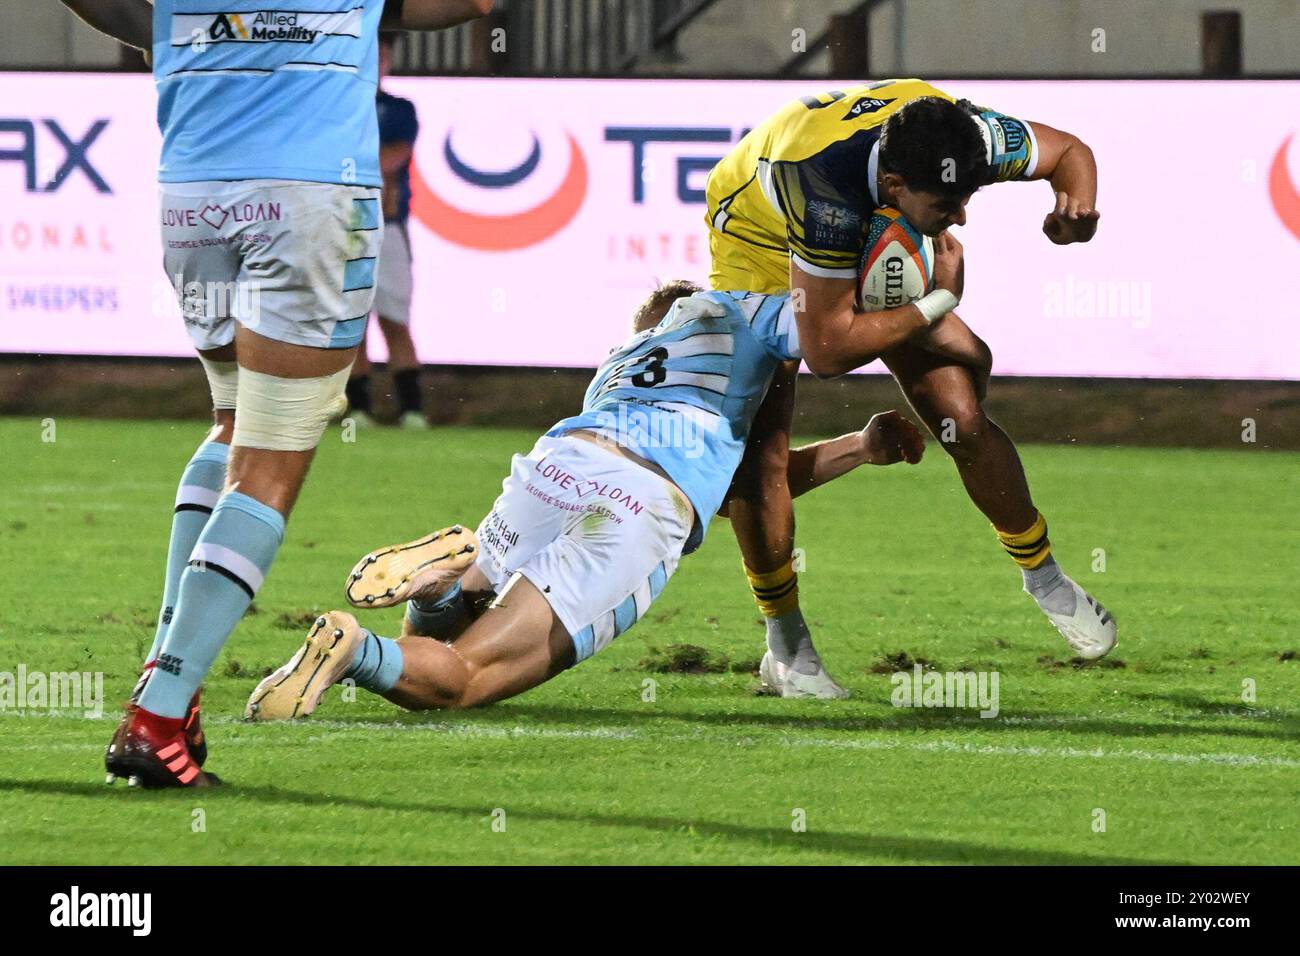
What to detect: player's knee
<box><xmin>210</xmin><ymin>410</ymin><xmax>235</xmax><ymax>445</ymax></box>
<box><xmin>933</xmin><ymin>403</ymin><xmax>990</xmax><ymax>461</ymax></box>
<box><xmin>231</xmin><ymin>366</ymin><xmax>350</xmax><ymax>452</ymax></box>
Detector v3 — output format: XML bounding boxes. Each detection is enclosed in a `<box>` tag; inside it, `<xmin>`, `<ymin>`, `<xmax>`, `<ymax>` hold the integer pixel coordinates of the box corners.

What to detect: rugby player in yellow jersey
<box><xmin>706</xmin><ymin>79</ymin><xmax>1115</xmax><ymax>697</ymax></box>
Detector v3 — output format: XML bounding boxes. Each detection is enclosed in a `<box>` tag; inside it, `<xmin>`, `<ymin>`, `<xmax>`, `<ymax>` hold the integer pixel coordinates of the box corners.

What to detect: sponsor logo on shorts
<box><xmin>170</xmin><ymin>9</ymin><xmax>363</xmax><ymax>45</ymax></box>
<box><xmin>524</xmin><ymin>481</ymin><xmax>629</xmax><ymax>524</ymax></box>
<box><xmin>161</xmin><ymin>201</ymin><xmax>283</xmax><ymax>230</ymax></box>
<box><xmin>479</xmin><ymin>510</ymin><xmax>520</xmax><ymax>557</ymax></box>
<box><xmin>534</xmin><ymin>459</ymin><xmax>645</xmax><ymax>515</ymax></box>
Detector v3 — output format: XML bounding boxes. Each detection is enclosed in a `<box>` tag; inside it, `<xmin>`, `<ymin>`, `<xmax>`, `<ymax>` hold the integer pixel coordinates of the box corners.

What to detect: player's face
<box><xmin>891</xmin><ymin>186</ymin><xmax>971</xmax><ymax>236</ymax></box>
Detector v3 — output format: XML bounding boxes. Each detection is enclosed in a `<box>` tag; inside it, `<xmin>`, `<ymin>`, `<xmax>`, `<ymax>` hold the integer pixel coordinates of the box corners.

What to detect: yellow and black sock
<box><xmin>744</xmin><ymin>561</ymin><xmax>800</xmax><ymax>618</ymax></box>
<box><xmin>996</xmin><ymin>512</ymin><xmax>1052</xmax><ymax>569</ymax></box>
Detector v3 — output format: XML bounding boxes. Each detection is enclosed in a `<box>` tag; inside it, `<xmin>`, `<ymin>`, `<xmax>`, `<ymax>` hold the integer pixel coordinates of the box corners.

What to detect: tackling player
<box><xmin>245</xmin><ymin>278</ymin><xmax>935</xmax><ymax>719</ymax></box>
<box><xmin>705</xmin><ymin>81</ymin><xmax>1115</xmax><ymax>697</ymax></box>
<box><xmin>61</xmin><ymin>0</ymin><xmax>493</xmax><ymax>789</ymax></box>
<box><xmin>640</xmin><ymin>282</ymin><xmax>924</xmax><ymax>553</ymax></box>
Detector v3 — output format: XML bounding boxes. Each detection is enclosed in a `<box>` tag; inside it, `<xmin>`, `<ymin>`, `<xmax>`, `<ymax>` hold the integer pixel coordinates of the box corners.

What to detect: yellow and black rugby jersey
<box><xmin>705</xmin><ymin>79</ymin><xmax>1038</xmax><ymax>290</ymax></box>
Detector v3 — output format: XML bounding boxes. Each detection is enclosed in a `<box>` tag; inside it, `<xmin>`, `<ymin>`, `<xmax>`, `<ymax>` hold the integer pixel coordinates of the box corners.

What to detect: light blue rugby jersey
<box><xmin>547</xmin><ymin>291</ymin><xmax>801</xmax><ymax>553</ymax></box>
<box><xmin>153</xmin><ymin>1</ymin><xmax>385</xmax><ymax>185</ymax></box>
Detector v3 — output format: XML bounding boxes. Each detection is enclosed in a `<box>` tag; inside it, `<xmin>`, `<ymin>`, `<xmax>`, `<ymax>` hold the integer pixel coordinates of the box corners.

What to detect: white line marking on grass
<box><xmin>209</xmin><ymin>718</ymin><xmax>1300</xmax><ymax>769</ymax></box>
<box><xmin>10</xmin><ymin>719</ymin><xmax>1299</xmax><ymax>770</ymax></box>
<box><xmin>784</xmin><ymin>737</ymin><xmax>1300</xmax><ymax>768</ymax></box>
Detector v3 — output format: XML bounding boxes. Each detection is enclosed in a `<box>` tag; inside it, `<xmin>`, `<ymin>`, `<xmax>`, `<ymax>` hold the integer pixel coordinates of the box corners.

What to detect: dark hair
<box><xmin>378</xmin><ymin>31</ymin><xmax>401</xmax><ymax>49</ymax></box>
<box><xmin>632</xmin><ymin>279</ymin><xmax>704</xmax><ymax>333</ymax></box>
<box><xmin>879</xmin><ymin>97</ymin><xmax>989</xmax><ymax>198</ymax></box>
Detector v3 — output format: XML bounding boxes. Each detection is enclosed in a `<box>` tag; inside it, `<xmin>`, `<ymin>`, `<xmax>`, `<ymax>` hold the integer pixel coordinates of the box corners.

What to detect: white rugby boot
<box><xmin>760</xmin><ymin>651</ymin><xmax>851</xmax><ymax>699</ymax></box>
<box><xmin>345</xmin><ymin>524</ymin><xmax>478</xmax><ymax>609</ymax></box>
<box><xmin>1033</xmin><ymin>576</ymin><xmax>1117</xmax><ymax>661</ymax></box>
<box><xmin>245</xmin><ymin>611</ymin><xmax>365</xmax><ymax>721</ymax></box>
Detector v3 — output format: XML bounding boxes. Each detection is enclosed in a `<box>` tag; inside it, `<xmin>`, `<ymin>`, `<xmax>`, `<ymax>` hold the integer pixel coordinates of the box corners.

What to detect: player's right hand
<box><xmin>861</xmin><ymin>410</ymin><xmax>926</xmax><ymax>466</ymax></box>
<box><xmin>930</xmin><ymin>230</ymin><xmax>964</xmax><ymax>300</ymax></box>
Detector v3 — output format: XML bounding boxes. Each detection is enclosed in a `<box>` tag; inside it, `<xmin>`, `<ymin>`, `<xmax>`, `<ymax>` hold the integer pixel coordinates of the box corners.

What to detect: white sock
<box><xmin>765</xmin><ymin>609</ymin><xmax>824</xmax><ymax>676</ymax></box>
<box><xmin>1022</xmin><ymin>556</ymin><xmax>1077</xmax><ymax>616</ymax></box>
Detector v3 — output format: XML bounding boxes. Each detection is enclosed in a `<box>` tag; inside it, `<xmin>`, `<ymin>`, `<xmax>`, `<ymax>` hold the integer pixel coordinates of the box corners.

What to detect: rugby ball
<box><xmin>857</xmin><ymin>208</ymin><xmax>934</xmax><ymax>312</ymax></box>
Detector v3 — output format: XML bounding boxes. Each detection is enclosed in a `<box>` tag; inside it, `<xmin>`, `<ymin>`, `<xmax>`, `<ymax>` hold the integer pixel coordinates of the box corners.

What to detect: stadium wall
<box><xmin>3</xmin><ymin>357</ymin><xmax>1297</xmax><ymax>451</ymax></box>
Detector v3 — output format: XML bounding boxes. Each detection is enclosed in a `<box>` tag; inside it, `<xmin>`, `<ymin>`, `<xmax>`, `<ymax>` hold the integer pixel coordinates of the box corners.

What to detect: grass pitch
<box><xmin>1</xmin><ymin>417</ymin><xmax>1297</xmax><ymax>865</ymax></box>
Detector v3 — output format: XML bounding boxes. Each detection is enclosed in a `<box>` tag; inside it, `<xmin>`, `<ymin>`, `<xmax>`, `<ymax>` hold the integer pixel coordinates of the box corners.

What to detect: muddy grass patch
<box><xmin>638</xmin><ymin>644</ymin><xmax>733</xmax><ymax>674</ymax></box>
<box><xmin>868</xmin><ymin>651</ymin><xmax>941</xmax><ymax>675</ymax></box>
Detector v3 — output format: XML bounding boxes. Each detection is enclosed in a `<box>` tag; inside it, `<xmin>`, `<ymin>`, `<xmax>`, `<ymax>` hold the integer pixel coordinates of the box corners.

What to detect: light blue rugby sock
<box><xmin>140</xmin><ymin>491</ymin><xmax>285</xmax><ymax>719</ymax></box>
<box><xmin>344</xmin><ymin>630</ymin><xmax>405</xmax><ymax>694</ymax></box>
<box><xmin>144</xmin><ymin>440</ymin><xmax>229</xmax><ymax>670</ymax></box>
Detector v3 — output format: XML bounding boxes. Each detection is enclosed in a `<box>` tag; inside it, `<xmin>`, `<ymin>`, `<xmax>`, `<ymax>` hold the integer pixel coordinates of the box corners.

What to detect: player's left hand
<box><xmin>861</xmin><ymin>410</ymin><xmax>925</xmax><ymax>466</ymax></box>
<box><xmin>1042</xmin><ymin>191</ymin><xmax>1100</xmax><ymax>244</ymax></box>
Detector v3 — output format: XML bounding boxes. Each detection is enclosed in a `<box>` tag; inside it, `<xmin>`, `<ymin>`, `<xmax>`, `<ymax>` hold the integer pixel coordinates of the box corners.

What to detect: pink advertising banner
<box><xmin>2</xmin><ymin>73</ymin><xmax>1298</xmax><ymax>379</ymax></box>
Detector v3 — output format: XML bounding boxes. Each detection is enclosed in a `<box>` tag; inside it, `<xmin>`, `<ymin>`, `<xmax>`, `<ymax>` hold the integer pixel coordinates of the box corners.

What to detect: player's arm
<box><xmin>1025</xmin><ymin>121</ymin><xmax>1099</xmax><ymax>245</ymax></box>
<box><xmin>59</xmin><ymin>0</ymin><xmax>152</xmax><ymax>53</ymax></box>
<box><xmin>791</xmin><ymin>232</ymin><xmax>964</xmax><ymax>379</ymax></box>
<box><xmin>785</xmin><ymin>412</ymin><xmax>925</xmax><ymax>497</ymax></box>
<box><xmin>386</xmin><ymin>0</ymin><xmax>494</xmax><ymax>29</ymax></box>
<box><xmin>717</xmin><ymin>411</ymin><xmax>924</xmax><ymax>517</ymax></box>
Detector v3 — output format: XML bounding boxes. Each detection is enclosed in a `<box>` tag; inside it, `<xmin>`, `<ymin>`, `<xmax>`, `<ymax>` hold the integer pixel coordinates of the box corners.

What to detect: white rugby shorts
<box><xmin>473</xmin><ymin>434</ymin><xmax>693</xmax><ymax>663</ymax></box>
<box><xmin>159</xmin><ymin>179</ymin><xmax>382</xmax><ymax>351</ymax></box>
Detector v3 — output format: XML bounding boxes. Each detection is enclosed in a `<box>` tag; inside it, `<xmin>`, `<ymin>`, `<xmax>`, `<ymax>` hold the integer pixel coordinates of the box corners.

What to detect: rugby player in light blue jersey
<box><xmin>60</xmin><ymin>0</ymin><xmax>493</xmax><ymax>788</ymax></box>
<box><xmin>244</xmin><ymin>278</ymin><xmax>936</xmax><ymax>720</ymax></box>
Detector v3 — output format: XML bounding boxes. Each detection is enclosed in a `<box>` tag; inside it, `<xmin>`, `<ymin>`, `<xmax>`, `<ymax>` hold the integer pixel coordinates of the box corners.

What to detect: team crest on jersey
<box><xmin>844</xmin><ymin>97</ymin><xmax>892</xmax><ymax>118</ymax></box>
<box><xmin>808</xmin><ymin>199</ymin><xmax>861</xmax><ymax>234</ymax></box>
<box><xmin>170</xmin><ymin>9</ymin><xmax>363</xmax><ymax>45</ymax></box>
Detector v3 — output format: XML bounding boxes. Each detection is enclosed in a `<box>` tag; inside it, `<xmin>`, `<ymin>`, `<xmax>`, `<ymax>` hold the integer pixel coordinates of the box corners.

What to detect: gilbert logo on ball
<box><xmin>857</xmin><ymin>207</ymin><xmax>934</xmax><ymax>312</ymax></box>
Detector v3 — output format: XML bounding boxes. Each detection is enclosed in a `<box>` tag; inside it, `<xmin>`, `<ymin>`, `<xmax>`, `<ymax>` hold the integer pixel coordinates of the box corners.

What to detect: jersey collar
<box><xmin>867</xmin><ymin>140</ymin><xmax>881</xmax><ymax>207</ymax></box>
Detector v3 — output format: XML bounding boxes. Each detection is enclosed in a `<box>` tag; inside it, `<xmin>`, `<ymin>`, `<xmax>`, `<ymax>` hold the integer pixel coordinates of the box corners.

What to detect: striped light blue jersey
<box><xmin>547</xmin><ymin>291</ymin><xmax>801</xmax><ymax>553</ymax></box>
<box><xmin>153</xmin><ymin>1</ymin><xmax>385</xmax><ymax>185</ymax></box>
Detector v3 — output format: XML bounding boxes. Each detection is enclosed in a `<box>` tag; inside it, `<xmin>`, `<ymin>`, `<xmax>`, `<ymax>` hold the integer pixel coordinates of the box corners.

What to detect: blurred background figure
<box><xmin>347</xmin><ymin>31</ymin><xmax>427</xmax><ymax>429</ymax></box>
